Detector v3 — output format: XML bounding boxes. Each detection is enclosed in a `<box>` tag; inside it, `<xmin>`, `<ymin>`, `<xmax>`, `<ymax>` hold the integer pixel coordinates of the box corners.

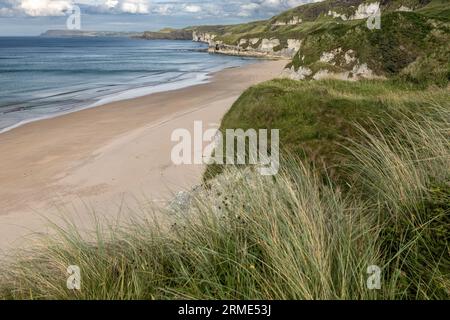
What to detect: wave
<box><xmin>0</xmin><ymin>38</ymin><xmax>255</xmax><ymax>134</ymax></box>
<box><xmin>0</xmin><ymin>71</ymin><xmax>212</xmax><ymax>134</ymax></box>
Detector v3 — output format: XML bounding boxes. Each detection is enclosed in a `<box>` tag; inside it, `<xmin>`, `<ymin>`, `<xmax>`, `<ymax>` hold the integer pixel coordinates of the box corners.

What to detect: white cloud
<box><xmin>120</xmin><ymin>0</ymin><xmax>148</xmax><ymax>14</ymax></box>
<box><xmin>104</xmin><ymin>0</ymin><xmax>118</xmax><ymax>8</ymax></box>
<box><xmin>96</xmin><ymin>0</ymin><xmax>149</xmax><ymax>14</ymax></box>
<box><xmin>183</xmin><ymin>4</ymin><xmax>201</xmax><ymax>13</ymax></box>
<box><xmin>151</xmin><ymin>3</ymin><xmax>173</xmax><ymax>15</ymax></box>
<box><xmin>0</xmin><ymin>0</ymin><xmax>150</xmax><ymax>16</ymax></box>
<box><xmin>20</xmin><ymin>0</ymin><xmax>73</xmax><ymax>16</ymax></box>
<box><xmin>0</xmin><ymin>0</ymin><xmax>321</xmax><ymax>18</ymax></box>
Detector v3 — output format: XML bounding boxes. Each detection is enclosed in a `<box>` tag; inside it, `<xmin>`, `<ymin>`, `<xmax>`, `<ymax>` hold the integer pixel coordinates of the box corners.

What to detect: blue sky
<box><xmin>0</xmin><ymin>0</ymin><xmax>318</xmax><ymax>35</ymax></box>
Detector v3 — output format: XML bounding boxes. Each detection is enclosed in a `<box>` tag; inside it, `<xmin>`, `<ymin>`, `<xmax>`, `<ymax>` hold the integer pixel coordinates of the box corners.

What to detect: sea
<box><xmin>0</xmin><ymin>37</ymin><xmax>256</xmax><ymax>133</ymax></box>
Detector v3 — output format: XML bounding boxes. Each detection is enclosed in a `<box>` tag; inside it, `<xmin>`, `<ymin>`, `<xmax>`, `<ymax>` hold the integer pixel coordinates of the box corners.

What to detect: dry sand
<box><xmin>0</xmin><ymin>59</ymin><xmax>286</xmax><ymax>252</ymax></box>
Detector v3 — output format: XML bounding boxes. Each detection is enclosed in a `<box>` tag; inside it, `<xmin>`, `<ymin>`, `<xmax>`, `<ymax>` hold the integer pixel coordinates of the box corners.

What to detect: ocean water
<box><xmin>0</xmin><ymin>37</ymin><xmax>256</xmax><ymax>133</ymax></box>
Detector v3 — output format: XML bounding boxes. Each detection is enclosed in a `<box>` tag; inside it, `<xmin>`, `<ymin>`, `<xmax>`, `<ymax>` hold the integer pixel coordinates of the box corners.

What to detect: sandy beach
<box><xmin>0</xmin><ymin>59</ymin><xmax>285</xmax><ymax>252</ymax></box>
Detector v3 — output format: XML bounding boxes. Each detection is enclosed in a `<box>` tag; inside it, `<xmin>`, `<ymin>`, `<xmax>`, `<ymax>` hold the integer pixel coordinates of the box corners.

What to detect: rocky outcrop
<box><xmin>239</xmin><ymin>39</ymin><xmax>248</xmax><ymax>46</ymax></box>
<box><xmin>192</xmin><ymin>30</ymin><xmax>301</xmax><ymax>59</ymax></box>
<box><xmin>192</xmin><ymin>31</ymin><xmax>217</xmax><ymax>45</ymax></box>
<box><xmin>397</xmin><ymin>5</ymin><xmax>413</xmax><ymax>12</ymax></box>
<box><xmin>283</xmin><ymin>62</ymin><xmax>383</xmax><ymax>81</ymax></box>
<box><xmin>282</xmin><ymin>47</ymin><xmax>385</xmax><ymax>81</ymax></box>
<box><xmin>344</xmin><ymin>49</ymin><xmax>357</xmax><ymax>64</ymax></box>
<box><xmin>327</xmin><ymin>2</ymin><xmax>381</xmax><ymax>21</ymax></box>
<box><xmin>281</xmin><ymin>66</ymin><xmax>313</xmax><ymax>80</ymax></box>
<box><xmin>207</xmin><ymin>38</ymin><xmax>300</xmax><ymax>59</ymax></box>
<box><xmin>279</xmin><ymin>39</ymin><xmax>302</xmax><ymax>57</ymax></box>
<box><xmin>351</xmin><ymin>2</ymin><xmax>380</xmax><ymax>20</ymax></box>
<box><xmin>328</xmin><ymin>10</ymin><xmax>348</xmax><ymax>21</ymax></box>
<box><xmin>260</xmin><ymin>39</ymin><xmax>281</xmax><ymax>52</ymax></box>
<box><xmin>249</xmin><ymin>38</ymin><xmax>260</xmax><ymax>46</ymax></box>
<box><xmin>320</xmin><ymin>48</ymin><xmax>343</xmax><ymax>64</ymax></box>
<box><xmin>207</xmin><ymin>43</ymin><xmax>284</xmax><ymax>59</ymax></box>
<box><xmin>287</xmin><ymin>39</ymin><xmax>302</xmax><ymax>52</ymax></box>
<box><xmin>273</xmin><ymin>16</ymin><xmax>302</xmax><ymax>26</ymax></box>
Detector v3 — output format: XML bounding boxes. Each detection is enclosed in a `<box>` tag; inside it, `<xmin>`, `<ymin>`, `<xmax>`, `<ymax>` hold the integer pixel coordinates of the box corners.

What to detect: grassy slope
<box><xmin>205</xmin><ymin>79</ymin><xmax>449</xmax><ymax>180</ymax></box>
<box><xmin>289</xmin><ymin>10</ymin><xmax>449</xmax><ymax>83</ymax></box>
<box><xmin>189</xmin><ymin>1</ymin><xmax>449</xmax><ymax>82</ymax></box>
<box><xmin>189</xmin><ymin>0</ymin><xmax>443</xmax><ymax>44</ymax></box>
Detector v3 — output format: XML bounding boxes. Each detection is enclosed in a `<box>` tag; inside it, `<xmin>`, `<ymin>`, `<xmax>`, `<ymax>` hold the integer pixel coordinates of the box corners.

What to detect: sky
<box><xmin>0</xmin><ymin>0</ymin><xmax>319</xmax><ymax>35</ymax></box>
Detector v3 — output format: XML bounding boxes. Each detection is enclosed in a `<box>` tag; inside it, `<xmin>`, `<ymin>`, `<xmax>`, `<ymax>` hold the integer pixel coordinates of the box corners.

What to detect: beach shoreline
<box><xmin>0</xmin><ymin>59</ymin><xmax>286</xmax><ymax>253</ymax></box>
<box><xmin>0</xmin><ymin>65</ymin><xmax>227</xmax><ymax>135</ymax></box>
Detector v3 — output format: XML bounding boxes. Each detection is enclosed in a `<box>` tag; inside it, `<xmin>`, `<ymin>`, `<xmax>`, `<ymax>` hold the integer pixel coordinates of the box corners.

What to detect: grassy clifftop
<box><xmin>188</xmin><ymin>0</ymin><xmax>449</xmax><ymax>82</ymax></box>
<box><xmin>189</xmin><ymin>0</ymin><xmax>446</xmax><ymax>42</ymax></box>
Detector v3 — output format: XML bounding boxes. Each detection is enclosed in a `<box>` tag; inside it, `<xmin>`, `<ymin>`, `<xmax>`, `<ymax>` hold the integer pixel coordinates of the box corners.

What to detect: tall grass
<box><xmin>345</xmin><ymin>105</ymin><xmax>450</xmax><ymax>299</ymax></box>
<box><xmin>0</xmin><ymin>101</ymin><xmax>448</xmax><ymax>300</ymax></box>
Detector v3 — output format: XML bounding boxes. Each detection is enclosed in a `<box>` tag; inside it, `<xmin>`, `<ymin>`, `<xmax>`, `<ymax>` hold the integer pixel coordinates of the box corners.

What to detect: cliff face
<box><xmin>192</xmin><ymin>31</ymin><xmax>300</xmax><ymax>59</ymax></box>
<box><xmin>190</xmin><ymin>0</ymin><xmax>449</xmax><ymax>82</ymax></box>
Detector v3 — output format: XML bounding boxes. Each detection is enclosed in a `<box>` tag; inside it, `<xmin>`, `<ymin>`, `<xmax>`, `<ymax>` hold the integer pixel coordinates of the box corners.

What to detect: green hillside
<box><xmin>287</xmin><ymin>10</ymin><xmax>449</xmax><ymax>83</ymax></box>
<box><xmin>189</xmin><ymin>0</ymin><xmax>449</xmax><ymax>82</ymax></box>
<box><xmin>191</xmin><ymin>0</ymin><xmax>447</xmax><ymax>43</ymax></box>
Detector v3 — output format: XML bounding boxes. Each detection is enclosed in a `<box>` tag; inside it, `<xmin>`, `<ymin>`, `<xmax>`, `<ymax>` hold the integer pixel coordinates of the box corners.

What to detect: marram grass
<box><xmin>0</xmin><ymin>97</ymin><xmax>448</xmax><ymax>301</ymax></box>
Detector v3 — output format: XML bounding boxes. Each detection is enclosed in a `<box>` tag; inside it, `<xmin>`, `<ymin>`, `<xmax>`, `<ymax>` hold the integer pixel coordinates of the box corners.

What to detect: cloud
<box><xmin>0</xmin><ymin>0</ymin><xmax>150</xmax><ymax>16</ymax></box>
<box><xmin>150</xmin><ymin>3</ymin><xmax>173</xmax><ymax>15</ymax></box>
<box><xmin>0</xmin><ymin>0</ymin><xmax>15</xmax><ymax>16</ymax></box>
<box><xmin>0</xmin><ymin>0</ymin><xmax>73</xmax><ymax>16</ymax></box>
<box><xmin>183</xmin><ymin>4</ymin><xmax>201</xmax><ymax>13</ymax></box>
<box><xmin>119</xmin><ymin>0</ymin><xmax>149</xmax><ymax>13</ymax></box>
<box><xmin>19</xmin><ymin>0</ymin><xmax>72</xmax><ymax>16</ymax></box>
<box><xmin>0</xmin><ymin>0</ymin><xmax>321</xmax><ymax>18</ymax></box>
<box><xmin>80</xmin><ymin>0</ymin><xmax>149</xmax><ymax>14</ymax></box>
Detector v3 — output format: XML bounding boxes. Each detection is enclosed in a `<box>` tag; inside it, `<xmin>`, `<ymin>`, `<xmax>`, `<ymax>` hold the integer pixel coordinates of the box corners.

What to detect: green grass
<box><xmin>204</xmin><ymin>78</ymin><xmax>449</xmax><ymax>181</ymax></box>
<box><xmin>288</xmin><ymin>11</ymin><xmax>449</xmax><ymax>83</ymax></box>
<box><xmin>0</xmin><ymin>79</ymin><xmax>448</xmax><ymax>300</ymax></box>
<box><xmin>189</xmin><ymin>2</ymin><xmax>449</xmax><ymax>83</ymax></box>
<box><xmin>417</xmin><ymin>0</ymin><xmax>450</xmax><ymax>19</ymax></box>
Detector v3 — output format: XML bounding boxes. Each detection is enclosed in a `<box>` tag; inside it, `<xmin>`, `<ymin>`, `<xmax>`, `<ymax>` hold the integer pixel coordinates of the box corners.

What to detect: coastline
<box><xmin>0</xmin><ymin>59</ymin><xmax>286</xmax><ymax>252</ymax></box>
<box><xmin>0</xmin><ymin>70</ymin><xmax>213</xmax><ymax>135</ymax></box>
<box><xmin>0</xmin><ymin>37</ymin><xmax>257</xmax><ymax>136</ymax></box>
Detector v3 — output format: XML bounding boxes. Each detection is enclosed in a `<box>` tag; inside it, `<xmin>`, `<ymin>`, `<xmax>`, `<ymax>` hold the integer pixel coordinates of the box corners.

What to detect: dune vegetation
<box><xmin>0</xmin><ymin>78</ymin><xmax>448</xmax><ymax>300</ymax></box>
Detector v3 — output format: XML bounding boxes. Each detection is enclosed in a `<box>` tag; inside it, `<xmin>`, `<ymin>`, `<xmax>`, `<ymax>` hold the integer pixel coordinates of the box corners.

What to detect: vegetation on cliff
<box><xmin>189</xmin><ymin>0</ymin><xmax>449</xmax><ymax>81</ymax></box>
<box><xmin>287</xmin><ymin>9</ymin><xmax>449</xmax><ymax>82</ymax></box>
<box><xmin>140</xmin><ymin>29</ymin><xmax>192</xmax><ymax>40</ymax></box>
